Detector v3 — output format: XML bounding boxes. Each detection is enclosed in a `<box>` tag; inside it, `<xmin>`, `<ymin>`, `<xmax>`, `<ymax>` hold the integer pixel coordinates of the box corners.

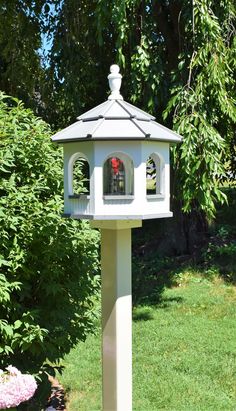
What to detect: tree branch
<box><xmin>152</xmin><ymin>0</ymin><xmax>182</xmax><ymax>70</ymax></box>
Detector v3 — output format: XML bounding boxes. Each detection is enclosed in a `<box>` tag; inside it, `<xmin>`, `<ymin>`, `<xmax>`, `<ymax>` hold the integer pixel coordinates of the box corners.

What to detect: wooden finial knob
<box><xmin>108</xmin><ymin>64</ymin><xmax>123</xmax><ymax>100</ymax></box>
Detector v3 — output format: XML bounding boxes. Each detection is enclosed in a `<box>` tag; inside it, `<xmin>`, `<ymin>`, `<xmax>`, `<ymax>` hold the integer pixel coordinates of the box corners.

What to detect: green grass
<box><xmin>58</xmin><ymin>271</ymin><xmax>236</xmax><ymax>410</ymax></box>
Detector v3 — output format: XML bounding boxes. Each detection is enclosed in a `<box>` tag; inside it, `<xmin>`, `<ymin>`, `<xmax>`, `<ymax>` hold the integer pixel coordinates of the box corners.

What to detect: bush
<box><xmin>0</xmin><ymin>92</ymin><xmax>100</xmax><ymax>374</ymax></box>
<box><xmin>203</xmin><ymin>223</ymin><xmax>236</xmax><ymax>283</ymax></box>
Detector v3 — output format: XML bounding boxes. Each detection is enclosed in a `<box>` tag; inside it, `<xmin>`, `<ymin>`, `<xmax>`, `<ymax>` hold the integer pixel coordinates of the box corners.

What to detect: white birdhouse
<box><xmin>52</xmin><ymin>65</ymin><xmax>182</xmax><ymax>220</ymax></box>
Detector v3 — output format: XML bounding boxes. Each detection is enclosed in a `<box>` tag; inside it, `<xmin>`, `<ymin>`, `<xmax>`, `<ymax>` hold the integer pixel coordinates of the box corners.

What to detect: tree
<box><xmin>0</xmin><ymin>0</ymin><xmax>46</xmax><ymax>110</ymax></box>
<box><xmin>44</xmin><ymin>0</ymin><xmax>235</xmax><ymax>249</ymax></box>
<box><xmin>0</xmin><ymin>92</ymin><xmax>100</xmax><ymax>375</ymax></box>
<box><xmin>41</xmin><ymin>0</ymin><xmax>116</xmax><ymax>129</ymax></box>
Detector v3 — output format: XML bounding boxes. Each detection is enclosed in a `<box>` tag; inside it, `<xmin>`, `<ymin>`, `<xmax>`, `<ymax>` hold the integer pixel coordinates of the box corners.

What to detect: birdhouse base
<box><xmin>66</xmin><ymin>212</ymin><xmax>173</xmax><ymax>220</ymax></box>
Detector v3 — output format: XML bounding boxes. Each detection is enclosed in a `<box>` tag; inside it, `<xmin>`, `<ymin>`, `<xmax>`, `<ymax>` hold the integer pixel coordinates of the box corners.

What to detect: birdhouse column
<box><xmin>91</xmin><ymin>220</ymin><xmax>142</xmax><ymax>411</ymax></box>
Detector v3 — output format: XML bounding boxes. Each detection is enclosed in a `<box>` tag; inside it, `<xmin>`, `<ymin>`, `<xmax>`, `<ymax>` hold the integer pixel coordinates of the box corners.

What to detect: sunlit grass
<box><xmin>59</xmin><ymin>271</ymin><xmax>236</xmax><ymax>410</ymax></box>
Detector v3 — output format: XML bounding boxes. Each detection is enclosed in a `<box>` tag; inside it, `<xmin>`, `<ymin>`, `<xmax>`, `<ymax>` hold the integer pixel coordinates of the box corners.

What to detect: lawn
<box><xmin>58</xmin><ymin>270</ymin><xmax>236</xmax><ymax>410</ymax></box>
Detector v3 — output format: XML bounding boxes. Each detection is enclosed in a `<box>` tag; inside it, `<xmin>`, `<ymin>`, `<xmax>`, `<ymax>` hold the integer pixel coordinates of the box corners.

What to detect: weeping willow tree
<box><xmin>44</xmin><ymin>0</ymin><xmax>235</xmax><ymax>228</ymax></box>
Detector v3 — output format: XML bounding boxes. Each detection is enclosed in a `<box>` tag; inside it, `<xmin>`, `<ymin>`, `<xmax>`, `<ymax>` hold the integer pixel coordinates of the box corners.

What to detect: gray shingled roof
<box><xmin>52</xmin><ymin>67</ymin><xmax>182</xmax><ymax>144</ymax></box>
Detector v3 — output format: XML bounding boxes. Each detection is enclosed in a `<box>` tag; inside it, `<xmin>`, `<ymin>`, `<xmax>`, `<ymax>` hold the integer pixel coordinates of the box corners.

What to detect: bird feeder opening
<box><xmin>146</xmin><ymin>153</ymin><xmax>164</xmax><ymax>197</ymax></box>
<box><xmin>103</xmin><ymin>153</ymin><xmax>134</xmax><ymax>198</ymax></box>
<box><xmin>68</xmin><ymin>153</ymin><xmax>90</xmax><ymax>198</ymax></box>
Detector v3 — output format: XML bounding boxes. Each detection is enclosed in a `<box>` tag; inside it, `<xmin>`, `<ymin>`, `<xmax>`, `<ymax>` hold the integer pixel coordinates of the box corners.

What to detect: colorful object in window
<box><xmin>111</xmin><ymin>157</ymin><xmax>123</xmax><ymax>175</ymax></box>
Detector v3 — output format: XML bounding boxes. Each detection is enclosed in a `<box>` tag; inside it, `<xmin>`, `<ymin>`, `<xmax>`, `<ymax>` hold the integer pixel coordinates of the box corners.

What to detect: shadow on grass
<box><xmin>157</xmin><ymin>296</ymin><xmax>184</xmax><ymax>309</ymax></box>
<box><xmin>132</xmin><ymin>187</ymin><xmax>236</xmax><ymax>308</ymax></box>
<box><xmin>132</xmin><ymin>252</ymin><xmax>178</xmax><ymax>307</ymax></box>
<box><xmin>133</xmin><ymin>296</ymin><xmax>184</xmax><ymax>322</ymax></box>
<box><xmin>133</xmin><ymin>308</ymin><xmax>154</xmax><ymax>322</ymax></box>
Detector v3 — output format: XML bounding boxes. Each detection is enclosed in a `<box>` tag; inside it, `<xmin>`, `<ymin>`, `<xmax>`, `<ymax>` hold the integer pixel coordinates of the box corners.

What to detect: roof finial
<box><xmin>108</xmin><ymin>64</ymin><xmax>123</xmax><ymax>100</ymax></box>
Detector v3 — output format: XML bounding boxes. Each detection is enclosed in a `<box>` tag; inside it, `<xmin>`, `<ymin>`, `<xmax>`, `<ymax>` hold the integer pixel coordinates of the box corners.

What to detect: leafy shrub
<box><xmin>204</xmin><ymin>224</ymin><xmax>236</xmax><ymax>283</ymax></box>
<box><xmin>0</xmin><ymin>92</ymin><xmax>100</xmax><ymax>374</ymax></box>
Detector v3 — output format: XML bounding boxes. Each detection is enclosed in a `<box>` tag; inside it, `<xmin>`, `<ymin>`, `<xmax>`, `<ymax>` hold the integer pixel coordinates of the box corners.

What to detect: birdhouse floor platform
<box><xmin>63</xmin><ymin>212</ymin><xmax>173</xmax><ymax>220</ymax></box>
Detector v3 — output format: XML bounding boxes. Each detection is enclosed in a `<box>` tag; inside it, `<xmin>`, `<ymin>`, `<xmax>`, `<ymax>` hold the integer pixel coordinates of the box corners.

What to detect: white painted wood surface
<box><xmin>91</xmin><ymin>220</ymin><xmax>142</xmax><ymax>411</ymax></box>
<box><xmin>63</xmin><ymin>140</ymin><xmax>171</xmax><ymax>220</ymax></box>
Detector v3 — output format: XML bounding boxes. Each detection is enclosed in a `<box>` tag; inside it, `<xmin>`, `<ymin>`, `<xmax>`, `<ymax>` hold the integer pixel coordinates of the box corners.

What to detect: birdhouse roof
<box><xmin>52</xmin><ymin>66</ymin><xmax>182</xmax><ymax>144</ymax></box>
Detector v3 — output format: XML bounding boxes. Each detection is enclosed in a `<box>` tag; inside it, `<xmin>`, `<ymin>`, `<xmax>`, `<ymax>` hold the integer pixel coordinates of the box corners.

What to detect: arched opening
<box><xmin>146</xmin><ymin>153</ymin><xmax>164</xmax><ymax>196</ymax></box>
<box><xmin>103</xmin><ymin>154</ymin><xmax>134</xmax><ymax>196</ymax></box>
<box><xmin>72</xmin><ymin>157</ymin><xmax>90</xmax><ymax>196</ymax></box>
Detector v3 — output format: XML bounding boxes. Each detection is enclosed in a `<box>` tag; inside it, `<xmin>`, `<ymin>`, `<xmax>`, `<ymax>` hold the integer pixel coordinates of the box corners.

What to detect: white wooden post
<box><xmin>90</xmin><ymin>220</ymin><xmax>142</xmax><ymax>411</ymax></box>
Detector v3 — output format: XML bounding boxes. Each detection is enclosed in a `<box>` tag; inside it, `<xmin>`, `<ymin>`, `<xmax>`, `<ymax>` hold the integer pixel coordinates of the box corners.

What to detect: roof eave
<box><xmin>51</xmin><ymin>136</ymin><xmax>182</xmax><ymax>144</ymax></box>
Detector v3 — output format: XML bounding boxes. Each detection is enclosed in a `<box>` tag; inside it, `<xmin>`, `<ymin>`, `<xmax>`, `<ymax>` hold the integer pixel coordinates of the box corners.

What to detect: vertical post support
<box><xmin>90</xmin><ymin>220</ymin><xmax>142</xmax><ymax>411</ymax></box>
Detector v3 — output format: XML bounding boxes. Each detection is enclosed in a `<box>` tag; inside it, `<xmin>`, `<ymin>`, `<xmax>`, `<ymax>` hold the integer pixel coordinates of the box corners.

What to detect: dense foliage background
<box><xmin>0</xmin><ymin>93</ymin><xmax>100</xmax><ymax>376</ymax></box>
<box><xmin>0</xmin><ymin>1</ymin><xmax>235</xmax><ymax>403</ymax></box>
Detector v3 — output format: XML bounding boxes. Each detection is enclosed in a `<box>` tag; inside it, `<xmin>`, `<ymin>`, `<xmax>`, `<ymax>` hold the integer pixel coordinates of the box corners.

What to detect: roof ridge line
<box><xmin>100</xmin><ymin>99</ymin><xmax>116</xmax><ymax>117</ymax></box>
<box><xmin>76</xmin><ymin>100</ymin><xmax>111</xmax><ymax>120</ymax></box>
<box><xmin>117</xmin><ymin>99</ymin><xmax>136</xmax><ymax>117</ymax></box>
<box><xmin>88</xmin><ymin>118</ymin><xmax>105</xmax><ymax>138</ymax></box>
<box><xmin>130</xmin><ymin>118</ymin><xmax>148</xmax><ymax>138</ymax></box>
<box><xmin>121</xmin><ymin>100</ymin><xmax>155</xmax><ymax>120</ymax></box>
<box><xmin>149</xmin><ymin>119</ymin><xmax>182</xmax><ymax>137</ymax></box>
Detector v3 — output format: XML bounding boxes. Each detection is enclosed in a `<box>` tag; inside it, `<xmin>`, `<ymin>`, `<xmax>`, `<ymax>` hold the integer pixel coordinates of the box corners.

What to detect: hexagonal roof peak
<box><xmin>52</xmin><ymin>65</ymin><xmax>182</xmax><ymax>144</ymax></box>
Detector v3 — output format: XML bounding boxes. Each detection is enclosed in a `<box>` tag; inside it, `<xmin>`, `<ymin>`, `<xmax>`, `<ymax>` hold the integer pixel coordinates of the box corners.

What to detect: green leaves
<box><xmin>170</xmin><ymin>106</ymin><xmax>228</xmax><ymax>217</ymax></box>
<box><xmin>0</xmin><ymin>274</ymin><xmax>21</xmax><ymax>305</ymax></box>
<box><xmin>0</xmin><ymin>93</ymin><xmax>100</xmax><ymax>374</ymax></box>
<box><xmin>0</xmin><ymin>2</ymin><xmax>43</xmax><ymax>110</ymax></box>
<box><xmin>92</xmin><ymin>0</ymin><xmax>236</xmax><ymax>216</ymax></box>
<box><xmin>162</xmin><ymin>0</ymin><xmax>236</xmax><ymax>217</ymax></box>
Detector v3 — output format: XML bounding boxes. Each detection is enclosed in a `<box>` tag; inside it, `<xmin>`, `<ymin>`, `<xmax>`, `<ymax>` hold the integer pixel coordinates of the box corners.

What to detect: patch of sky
<box><xmin>39</xmin><ymin>33</ymin><xmax>53</xmax><ymax>67</ymax></box>
<box><xmin>38</xmin><ymin>1</ymin><xmax>63</xmax><ymax>67</ymax></box>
